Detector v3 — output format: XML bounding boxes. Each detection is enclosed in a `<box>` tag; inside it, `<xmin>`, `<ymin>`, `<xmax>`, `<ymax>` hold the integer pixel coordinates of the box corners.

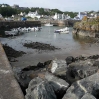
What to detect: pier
<box><xmin>0</xmin><ymin>43</ymin><xmax>25</xmax><ymax>99</ymax></box>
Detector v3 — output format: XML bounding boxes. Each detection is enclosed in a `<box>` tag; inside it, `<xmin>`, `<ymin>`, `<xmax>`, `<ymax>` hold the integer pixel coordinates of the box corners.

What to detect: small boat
<box><xmin>44</xmin><ymin>23</ymin><xmax>53</xmax><ymax>26</ymax></box>
<box><xmin>31</xmin><ymin>27</ymin><xmax>42</xmax><ymax>31</ymax></box>
<box><xmin>5</xmin><ymin>31</ymin><xmax>18</xmax><ymax>36</ymax></box>
<box><xmin>60</xmin><ymin>30</ymin><xmax>69</xmax><ymax>34</ymax></box>
<box><xmin>55</xmin><ymin>27</ymin><xmax>69</xmax><ymax>33</ymax></box>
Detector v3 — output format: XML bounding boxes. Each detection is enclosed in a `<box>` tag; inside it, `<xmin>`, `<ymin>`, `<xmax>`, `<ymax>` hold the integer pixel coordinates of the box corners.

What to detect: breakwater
<box><xmin>0</xmin><ymin>43</ymin><xmax>25</xmax><ymax>99</ymax></box>
<box><xmin>0</xmin><ymin>21</ymin><xmax>41</xmax><ymax>29</ymax></box>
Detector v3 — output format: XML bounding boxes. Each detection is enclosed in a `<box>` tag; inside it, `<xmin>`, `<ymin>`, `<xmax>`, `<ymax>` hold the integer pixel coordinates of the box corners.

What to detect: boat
<box><xmin>44</xmin><ymin>23</ymin><xmax>53</xmax><ymax>26</ymax></box>
<box><xmin>55</xmin><ymin>27</ymin><xmax>69</xmax><ymax>33</ymax></box>
<box><xmin>60</xmin><ymin>30</ymin><xmax>69</xmax><ymax>34</ymax></box>
<box><xmin>5</xmin><ymin>31</ymin><xmax>18</xmax><ymax>36</ymax></box>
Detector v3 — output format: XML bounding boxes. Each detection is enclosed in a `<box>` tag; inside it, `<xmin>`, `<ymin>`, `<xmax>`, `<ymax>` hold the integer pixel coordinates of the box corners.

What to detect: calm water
<box><xmin>0</xmin><ymin>26</ymin><xmax>99</xmax><ymax>69</ymax></box>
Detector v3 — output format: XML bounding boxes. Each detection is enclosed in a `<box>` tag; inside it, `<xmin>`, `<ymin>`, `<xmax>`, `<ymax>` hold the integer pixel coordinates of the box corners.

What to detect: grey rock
<box><xmin>25</xmin><ymin>77</ymin><xmax>56</xmax><ymax>99</ymax></box>
<box><xmin>62</xmin><ymin>73</ymin><xmax>99</xmax><ymax>99</ymax></box>
<box><xmin>25</xmin><ymin>72</ymin><xmax>69</xmax><ymax>99</ymax></box>
<box><xmin>45</xmin><ymin>72</ymin><xmax>69</xmax><ymax>98</ymax></box>
<box><xmin>65</xmin><ymin>56</ymin><xmax>75</xmax><ymax>65</ymax></box>
<box><xmin>81</xmin><ymin>93</ymin><xmax>96</xmax><ymax>99</ymax></box>
<box><xmin>93</xmin><ymin>60</ymin><xmax>99</xmax><ymax>68</ymax></box>
<box><xmin>49</xmin><ymin>59</ymin><xmax>67</xmax><ymax>77</ymax></box>
<box><xmin>88</xmin><ymin>55</ymin><xmax>99</xmax><ymax>60</ymax></box>
<box><xmin>66</xmin><ymin>59</ymin><xmax>98</xmax><ymax>83</ymax></box>
<box><xmin>45</xmin><ymin>72</ymin><xmax>69</xmax><ymax>89</ymax></box>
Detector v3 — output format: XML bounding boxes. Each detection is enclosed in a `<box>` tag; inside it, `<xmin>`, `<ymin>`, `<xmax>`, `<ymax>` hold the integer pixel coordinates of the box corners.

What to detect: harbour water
<box><xmin>0</xmin><ymin>26</ymin><xmax>99</xmax><ymax>69</ymax></box>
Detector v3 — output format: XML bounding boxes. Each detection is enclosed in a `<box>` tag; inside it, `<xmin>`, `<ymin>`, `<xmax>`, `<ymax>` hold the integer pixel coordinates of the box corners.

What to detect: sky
<box><xmin>0</xmin><ymin>0</ymin><xmax>99</xmax><ymax>12</ymax></box>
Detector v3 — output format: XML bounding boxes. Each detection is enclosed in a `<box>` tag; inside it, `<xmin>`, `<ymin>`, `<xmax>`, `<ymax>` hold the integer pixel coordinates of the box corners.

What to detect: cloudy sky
<box><xmin>0</xmin><ymin>0</ymin><xmax>99</xmax><ymax>12</ymax></box>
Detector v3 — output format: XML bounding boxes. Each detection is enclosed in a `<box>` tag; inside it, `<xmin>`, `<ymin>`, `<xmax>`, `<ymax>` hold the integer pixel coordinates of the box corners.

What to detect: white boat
<box><xmin>31</xmin><ymin>27</ymin><xmax>42</xmax><ymax>31</ymax></box>
<box><xmin>55</xmin><ymin>27</ymin><xmax>69</xmax><ymax>33</ymax></box>
<box><xmin>5</xmin><ymin>26</ymin><xmax>42</xmax><ymax>36</ymax></box>
<box><xmin>5</xmin><ymin>31</ymin><xmax>18</xmax><ymax>36</ymax></box>
<box><xmin>44</xmin><ymin>23</ymin><xmax>53</xmax><ymax>26</ymax></box>
<box><xmin>60</xmin><ymin>30</ymin><xmax>69</xmax><ymax>34</ymax></box>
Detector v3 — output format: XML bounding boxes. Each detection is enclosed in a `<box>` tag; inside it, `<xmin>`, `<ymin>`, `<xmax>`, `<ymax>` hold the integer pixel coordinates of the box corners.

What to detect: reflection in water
<box><xmin>72</xmin><ymin>33</ymin><xmax>99</xmax><ymax>51</ymax></box>
<box><xmin>54</xmin><ymin>33</ymin><xmax>56</xmax><ymax>39</ymax></box>
<box><xmin>73</xmin><ymin>34</ymin><xmax>96</xmax><ymax>44</ymax></box>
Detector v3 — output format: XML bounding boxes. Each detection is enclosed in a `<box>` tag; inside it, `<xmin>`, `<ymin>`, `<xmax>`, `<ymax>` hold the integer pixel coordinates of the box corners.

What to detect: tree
<box><xmin>0</xmin><ymin>6</ymin><xmax>17</xmax><ymax>17</ymax></box>
<box><xmin>64</xmin><ymin>11</ymin><xmax>78</xmax><ymax>18</ymax></box>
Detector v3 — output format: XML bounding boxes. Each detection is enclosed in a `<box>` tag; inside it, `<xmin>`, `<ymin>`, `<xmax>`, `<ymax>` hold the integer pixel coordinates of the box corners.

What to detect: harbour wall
<box><xmin>0</xmin><ymin>21</ymin><xmax>41</xmax><ymax>29</ymax></box>
<box><xmin>0</xmin><ymin>43</ymin><xmax>25</xmax><ymax>99</ymax></box>
<box><xmin>41</xmin><ymin>19</ymin><xmax>81</xmax><ymax>26</ymax></box>
<box><xmin>0</xmin><ymin>20</ymin><xmax>80</xmax><ymax>29</ymax></box>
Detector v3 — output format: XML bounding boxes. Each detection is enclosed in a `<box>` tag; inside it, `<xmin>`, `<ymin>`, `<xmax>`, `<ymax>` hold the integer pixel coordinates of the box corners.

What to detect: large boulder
<box><xmin>45</xmin><ymin>72</ymin><xmax>69</xmax><ymax>99</ymax></box>
<box><xmin>81</xmin><ymin>93</ymin><xmax>96</xmax><ymax>99</ymax></box>
<box><xmin>25</xmin><ymin>77</ymin><xmax>57</xmax><ymax>99</ymax></box>
<box><xmin>25</xmin><ymin>72</ymin><xmax>69</xmax><ymax>99</ymax></box>
<box><xmin>15</xmin><ymin>70</ymin><xmax>32</xmax><ymax>95</ymax></box>
<box><xmin>88</xmin><ymin>55</ymin><xmax>99</xmax><ymax>60</ymax></box>
<box><xmin>48</xmin><ymin>59</ymin><xmax>67</xmax><ymax>78</ymax></box>
<box><xmin>65</xmin><ymin>56</ymin><xmax>75</xmax><ymax>65</ymax></box>
<box><xmin>66</xmin><ymin>59</ymin><xmax>98</xmax><ymax>83</ymax></box>
<box><xmin>62</xmin><ymin>73</ymin><xmax>99</xmax><ymax>99</ymax></box>
<box><xmin>45</xmin><ymin>72</ymin><xmax>69</xmax><ymax>89</ymax></box>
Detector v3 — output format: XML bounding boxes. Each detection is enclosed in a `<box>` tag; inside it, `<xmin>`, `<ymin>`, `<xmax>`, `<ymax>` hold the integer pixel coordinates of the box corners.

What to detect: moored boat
<box><xmin>5</xmin><ymin>31</ymin><xmax>18</xmax><ymax>36</ymax></box>
<box><xmin>55</xmin><ymin>27</ymin><xmax>69</xmax><ymax>33</ymax></box>
<box><xmin>44</xmin><ymin>23</ymin><xmax>53</xmax><ymax>26</ymax></box>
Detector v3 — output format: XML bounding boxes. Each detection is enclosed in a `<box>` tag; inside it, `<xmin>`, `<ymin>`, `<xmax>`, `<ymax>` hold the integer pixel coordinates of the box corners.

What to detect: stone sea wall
<box><xmin>0</xmin><ymin>43</ymin><xmax>25</xmax><ymax>99</ymax></box>
<box><xmin>40</xmin><ymin>19</ymin><xmax>80</xmax><ymax>26</ymax></box>
<box><xmin>0</xmin><ymin>21</ymin><xmax>41</xmax><ymax>29</ymax></box>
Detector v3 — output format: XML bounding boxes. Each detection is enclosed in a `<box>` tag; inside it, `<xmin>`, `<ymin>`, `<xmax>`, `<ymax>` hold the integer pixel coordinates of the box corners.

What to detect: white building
<box><xmin>66</xmin><ymin>14</ymin><xmax>71</xmax><ymax>19</ymax></box>
<box><xmin>20</xmin><ymin>12</ymin><xmax>26</xmax><ymax>16</ymax></box>
<box><xmin>77</xmin><ymin>12</ymin><xmax>87</xmax><ymax>20</ymax></box>
<box><xmin>53</xmin><ymin>13</ymin><xmax>70</xmax><ymax>20</ymax></box>
<box><xmin>1</xmin><ymin>5</ymin><xmax>7</xmax><ymax>7</ymax></box>
<box><xmin>53</xmin><ymin>13</ymin><xmax>58</xmax><ymax>20</ymax></box>
<box><xmin>27</xmin><ymin>11</ymin><xmax>41</xmax><ymax>19</ymax></box>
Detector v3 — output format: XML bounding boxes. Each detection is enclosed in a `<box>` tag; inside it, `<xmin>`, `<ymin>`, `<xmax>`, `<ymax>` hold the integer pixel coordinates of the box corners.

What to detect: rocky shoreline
<box><xmin>14</xmin><ymin>54</ymin><xmax>99</xmax><ymax>99</ymax></box>
<box><xmin>73</xmin><ymin>17</ymin><xmax>99</xmax><ymax>38</ymax></box>
<box><xmin>3</xmin><ymin>43</ymin><xmax>99</xmax><ymax>99</ymax></box>
<box><xmin>3</xmin><ymin>42</ymin><xmax>60</xmax><ymax>62</ymax></box>
<box><xmin>23</xmin><ymin>42</ymin><xmax>60</xmax><ymax>51</ymax></box>
<box><xmin>3</xmin><ymin>44</ymin><xmax>26</xmax><ymax>61</ymax></box>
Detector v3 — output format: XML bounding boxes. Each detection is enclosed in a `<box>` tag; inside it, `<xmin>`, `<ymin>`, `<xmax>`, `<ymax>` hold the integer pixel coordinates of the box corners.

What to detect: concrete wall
<box><xmin>0</xmin><ymin>43</ymin><xmax>25</xmax><ymax>99</ymax></box>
